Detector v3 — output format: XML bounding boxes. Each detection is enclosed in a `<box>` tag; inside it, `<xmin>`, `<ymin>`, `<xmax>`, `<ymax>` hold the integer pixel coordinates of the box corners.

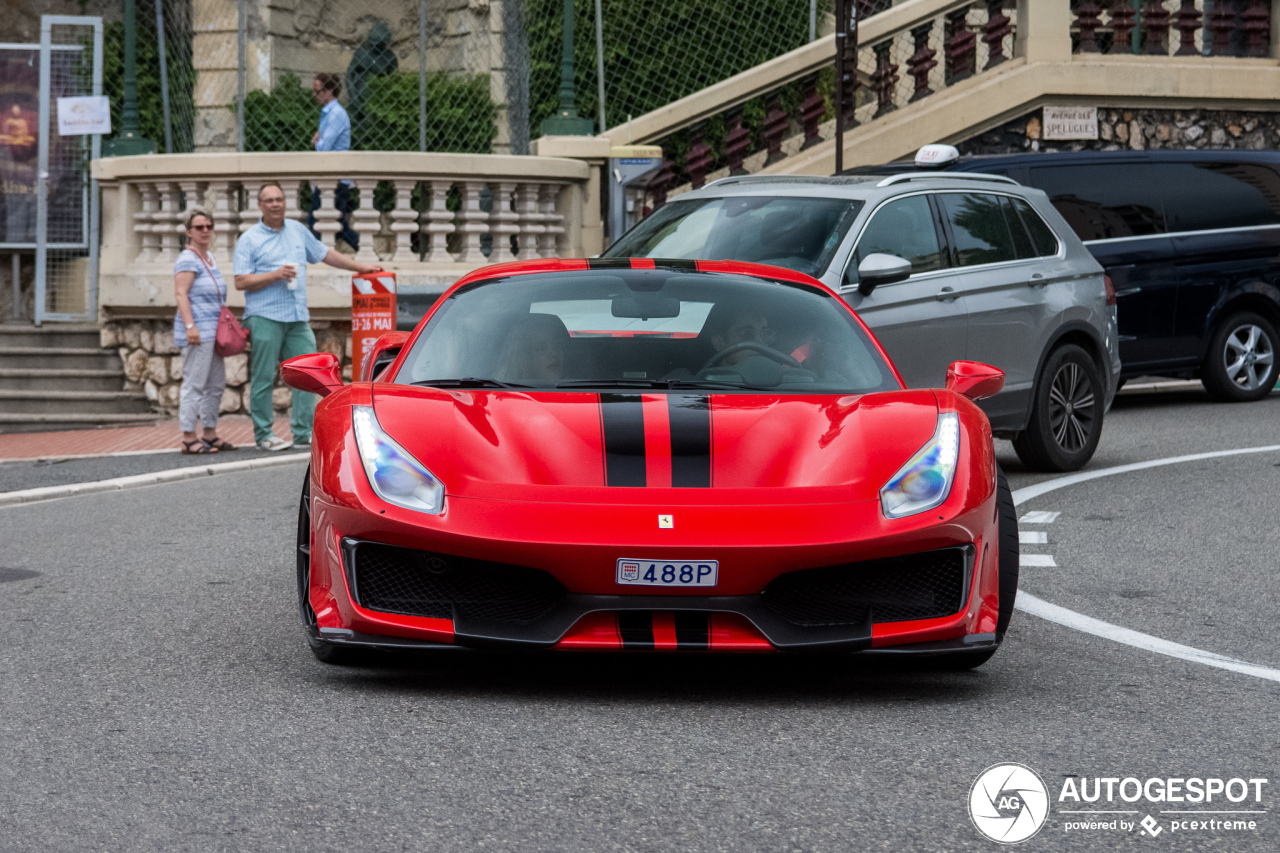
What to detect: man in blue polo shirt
<box><xmin>309</xmin><ymin>73</ymin><xmax>359</xmax><ymax>250</ymax></box>
<box><xmin>234</xmin><ymin>181</ymin><xmax>381</xmax><ymax>451</ymax></box>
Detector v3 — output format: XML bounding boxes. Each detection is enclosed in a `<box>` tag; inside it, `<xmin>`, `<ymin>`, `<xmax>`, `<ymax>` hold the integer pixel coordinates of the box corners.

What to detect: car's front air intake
<box><xmin>761</xmin><ymin>546</ymin><xmax>971</xmax><ymax>626</ymax></box>
<box><xmin>348</xmin><ymin>541</ymin><xmax>566</xmax><ymax>626</ymax></box>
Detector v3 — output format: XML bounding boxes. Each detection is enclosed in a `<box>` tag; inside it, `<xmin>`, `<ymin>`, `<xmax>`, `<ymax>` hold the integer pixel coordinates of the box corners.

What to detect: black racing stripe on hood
<box><xmin>587</xmin><ymin>258</ymin><xmax>634</xmax><ymax>269</ymax></box>
<box><xmin>617</xmin><ymin>611</ymin><xmax>654</xmax><ymax>650</ymax></box>
<box><xmin>669</xmin><ymin>394</ymin><xmax>711</xmax><ymax>488</ymax></box>
<box><xmin>674</xmin><ymin>611</ymin><xmax>710</xmax><ymax>650</ymax></box>
<box><xmin>600</xmin><ymin>393</ymin><xmax>646</xmax><ymax>487</ymax></box>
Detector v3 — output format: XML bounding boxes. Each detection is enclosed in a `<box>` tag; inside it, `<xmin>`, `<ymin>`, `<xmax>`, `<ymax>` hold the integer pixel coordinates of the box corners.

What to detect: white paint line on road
<box><xmin>1012</xmin><ymin>443</ymin><xmax>1280</xmax><ymax>684</ymax></box>
<box><xmin>1017</xmin><ymin>592</ymin><xmax>1280</xmax><ymax>685</ymax></box>
<box><xmin>1020</xmin><ymin>511</ymin><xmax>1060</xmax><ymax>524</ymax></box>
<box><xmin>0</xmin><ymin>453</ymin><xmax>310</xmax><ymax>508</ymax></box>
<box><xmin>1019</xmin><ymin>531</ymin><xmax>1048</xmax><ymax>544</ymax></box>
<box><xmin>1019</xmin><ymin>554</ymin><xmax>1057</xmax><ymax>567</ymax></box>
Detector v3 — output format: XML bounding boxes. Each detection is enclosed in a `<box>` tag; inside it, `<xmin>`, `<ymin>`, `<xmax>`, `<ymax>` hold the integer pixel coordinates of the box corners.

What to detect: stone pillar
<box><xmin>1015</xmin><ymin>0</ymin><xmax>1073</xmax><ymax>63</ymax></box>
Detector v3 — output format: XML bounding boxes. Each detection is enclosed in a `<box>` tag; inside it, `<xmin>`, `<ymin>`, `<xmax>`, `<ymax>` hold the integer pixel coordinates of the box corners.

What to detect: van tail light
<box><xmin>1103</xmin><ymin>274</ymin><xmax>1117</xmax><ymax>307</ymax></box>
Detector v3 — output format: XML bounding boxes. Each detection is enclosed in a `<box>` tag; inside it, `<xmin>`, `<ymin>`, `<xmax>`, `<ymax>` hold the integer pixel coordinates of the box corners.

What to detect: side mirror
<box><xmin>945</xmin><ymin>360</ymin><xmax>1005</xmax><ymax>401</ymax></box>
<box><xmin>282</xmin><ymin>352</ymin><xmax>344</xmax><ymax>398</ymax></box>
<box><xmin>855</xmin><ymin>253</ymin><xmax>912</xmax><ymax>296</ymax></box>
<box><xmin>360</xmin><ymin>331</ymin><xmax>411</xmax><ymax>382</ymax></box>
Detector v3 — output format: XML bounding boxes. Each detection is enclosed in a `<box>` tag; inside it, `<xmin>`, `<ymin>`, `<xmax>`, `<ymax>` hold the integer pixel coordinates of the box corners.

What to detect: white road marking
<box><xmin>1019</xmin><ymin>531</ymin><xmax>1048</xmax><ymax>544</ymax></box>
<box><xmin>1011</xmin><ymin>443</ymin><xmax>1280</xmax><ymax>683</ymax></box>
<box><xmin>1020</xmin><ymin>510</ymin><xmax>1061</xmax><ymax>523</ymax></box>
<box><xmin>0</xmin><ymin>453</ymin><xmax>310</xmax><ymax>508</ymax></box>
<box><xmin>1017</xmin><ymin>592</ymin><xmax>1280</xmax><ymax>684</ymax></box>
<box><xmin>1019</xmin><ymin>554</ymin><xmax>1056</xmax><ymax>567</ymax></box>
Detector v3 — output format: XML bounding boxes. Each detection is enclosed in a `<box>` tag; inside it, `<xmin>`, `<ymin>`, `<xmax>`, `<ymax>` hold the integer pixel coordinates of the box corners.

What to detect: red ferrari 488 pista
<box><xmin>284</xmin><ymin>258</ymin><xmax>1019</xmax><ymax>668</ymax></box>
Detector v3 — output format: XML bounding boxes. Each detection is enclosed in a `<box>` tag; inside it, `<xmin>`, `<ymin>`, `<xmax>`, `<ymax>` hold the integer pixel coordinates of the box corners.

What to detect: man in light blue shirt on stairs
<box><xmin>234</xmin><ymin>181</ymin><xmax>381</xmax><ymax>451</ymax></box>
<box><xmin>309</xmin><ymin>73</ymin><xmax>360</xmax><ymax>250</ymax></box>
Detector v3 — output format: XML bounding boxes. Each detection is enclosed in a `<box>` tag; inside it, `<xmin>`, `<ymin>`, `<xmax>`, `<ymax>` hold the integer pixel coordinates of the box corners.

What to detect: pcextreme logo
<box><xmin>969</xmin><ymin>763</ymin><xmax>1269</xmax><ymax>844</ymax></box>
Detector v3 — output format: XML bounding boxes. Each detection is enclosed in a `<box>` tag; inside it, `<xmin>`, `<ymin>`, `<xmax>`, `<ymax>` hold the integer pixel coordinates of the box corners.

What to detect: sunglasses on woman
<box><xmin>189</xmin><ymin>224</ymin><xmax>213</xmax><ymax>231</ymax></box>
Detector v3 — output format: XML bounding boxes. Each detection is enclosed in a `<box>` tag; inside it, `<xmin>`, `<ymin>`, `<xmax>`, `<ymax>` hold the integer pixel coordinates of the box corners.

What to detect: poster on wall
<box><xmin>0</xmin><ymin>49</ymin><xmax>40</xmax><ymax>246</ymax></box>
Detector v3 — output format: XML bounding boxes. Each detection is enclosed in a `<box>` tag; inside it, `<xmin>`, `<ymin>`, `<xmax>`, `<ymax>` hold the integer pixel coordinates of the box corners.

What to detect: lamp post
<box><xmin>103</xmin><ymin>0</ymin><xmax>157</xmax><ymax>156</ymax></box>
<box><xmin>540</xmin><ymin>0</ymin><xmax>594</xmax><ymax>136</ymax></box>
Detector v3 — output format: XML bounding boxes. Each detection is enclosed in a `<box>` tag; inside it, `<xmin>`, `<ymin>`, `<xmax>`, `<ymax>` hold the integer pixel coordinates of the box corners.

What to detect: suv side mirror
<box><xmin>945</xmin><ymin>360</ymin><xmax>1005</xmax><ymax>401</ymax></box>
<box><xmin>282</xmin><ymin>352</ymin><xmax>344</xmax><ymax>398</ymax></box>
<box><xmin>855</xmin><ymin>253</ymin><xmax>912</xmax><ymax>296</ymax></box>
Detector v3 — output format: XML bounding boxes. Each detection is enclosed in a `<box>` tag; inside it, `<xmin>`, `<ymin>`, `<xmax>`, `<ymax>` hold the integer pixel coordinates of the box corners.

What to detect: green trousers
<box><xmin>245</xmin><ymin>316</ymin><xmax>316</xmax><ymax>444</ymax></box>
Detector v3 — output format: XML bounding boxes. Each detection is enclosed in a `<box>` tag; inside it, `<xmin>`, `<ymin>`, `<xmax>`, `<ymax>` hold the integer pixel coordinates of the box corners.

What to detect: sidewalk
<box><xmin>0</xmin><ymin>414</ymin><xmax>294</xmax><ymax>462</ymax></box>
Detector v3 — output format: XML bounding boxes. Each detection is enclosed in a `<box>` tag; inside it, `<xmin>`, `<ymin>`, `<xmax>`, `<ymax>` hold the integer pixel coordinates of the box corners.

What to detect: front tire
<box><xmin>1200</xmin><ymin>311</ymin><xmax>1277</xmax><ymax>402</ymax></box>
<box><xmin>1013</xmin><ymin>344</ymin><xmax>1104</xmax><ymax>472</ymax></box>
<box><xmin>925</xmin><ymin>467</ymin><xmax>1018</xmax><ymax>671</ymax></box>
<box><xmin>298</xmin><ymin>469</ymin><xmax>362</xmax><ymax>665</ymax></box>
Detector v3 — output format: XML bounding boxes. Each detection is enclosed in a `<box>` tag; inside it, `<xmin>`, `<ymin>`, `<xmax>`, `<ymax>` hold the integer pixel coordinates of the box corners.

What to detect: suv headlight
<box><xmin>880</xmin><ymin>412</ymin><xmax>960</xmax><ymax>519</ymax></box>
<box><xmin>352</xmin><ymin>406</ymin><xmax>445</xmax><ymax>514</ymax></box>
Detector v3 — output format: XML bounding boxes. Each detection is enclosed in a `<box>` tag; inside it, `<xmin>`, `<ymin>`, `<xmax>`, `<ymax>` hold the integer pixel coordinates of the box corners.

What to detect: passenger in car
<box><xmin>494</xmin><ymin>313</ymin><xmax>570</xmax><ymax>385</ymax></box>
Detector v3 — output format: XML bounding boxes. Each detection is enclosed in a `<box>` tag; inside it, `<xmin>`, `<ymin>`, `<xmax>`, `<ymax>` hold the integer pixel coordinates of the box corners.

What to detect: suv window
<box><xmin>1155</xmin><ymin>161</ymin><xmax>1280</xmax><ymax>232</ymax></box>
<box><xmin>1010</xmin><ymin>197</ymin><xmax>1059</xmax><ymax>256</ymax></box>
<box><xmin>938</xmin><ymin>192</ymin><xmax>1018</xmax><ymax>266</ymax></box>
<box><xmin>604</xmin><ymin>196</ymin><xmax>863</xmax><ymax>277</ymax></box>
<box><xmin>1028</xmin><ymin>163</ymin><xmax>1165</xmax><ymax>241</ymax></box>
<box><xmin>849</xmin><ymin>194</ymin><xmax>944</xmax><ymax>281</ymax></box>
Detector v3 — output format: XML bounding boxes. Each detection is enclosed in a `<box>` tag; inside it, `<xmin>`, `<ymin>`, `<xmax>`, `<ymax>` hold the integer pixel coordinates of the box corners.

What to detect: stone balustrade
<box><xmin>91</xmin><ymin>151</ymin><xmax>592</xmax><ymax>320</ymax></box>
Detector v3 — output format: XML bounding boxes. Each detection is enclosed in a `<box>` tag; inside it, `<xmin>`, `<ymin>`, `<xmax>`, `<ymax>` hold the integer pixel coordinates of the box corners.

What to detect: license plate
<box><xmin>616</xmin><ymin>559</ymin><xmax>718</xmax><ymax>587</ymax></box>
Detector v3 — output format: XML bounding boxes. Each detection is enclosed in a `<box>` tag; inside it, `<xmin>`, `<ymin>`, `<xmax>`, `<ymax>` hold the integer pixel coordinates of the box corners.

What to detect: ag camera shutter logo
<box><xmin>969</xmin><ymin>763</ymin><xmax>1050</xmax><ymax>844</ymax></box>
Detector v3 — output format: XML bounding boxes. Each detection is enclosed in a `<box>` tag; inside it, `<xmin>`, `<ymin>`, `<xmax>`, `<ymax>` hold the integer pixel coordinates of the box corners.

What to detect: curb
<box><xmin>0</xmin><ymin>452</ymin><xmax>310</xmax><ymax>508</ymax></box>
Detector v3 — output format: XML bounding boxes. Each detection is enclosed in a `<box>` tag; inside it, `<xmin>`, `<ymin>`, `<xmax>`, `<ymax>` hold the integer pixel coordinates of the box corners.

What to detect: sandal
<box><xmin>202</xmin><ymin>436</ymin><xmax>236</xmax><ymax>451</ymax></box>
<box><xmin>182</xmin><ymin>439</ymin><xmax>218</xmax><ymax>455</ymax></box>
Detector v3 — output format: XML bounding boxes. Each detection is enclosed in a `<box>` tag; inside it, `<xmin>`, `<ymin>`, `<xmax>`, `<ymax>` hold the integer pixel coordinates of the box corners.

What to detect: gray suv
<box><xmin>604</xmin><ymin>173</ymin><xmax>1120</xmax><ymax>471</ymax></box>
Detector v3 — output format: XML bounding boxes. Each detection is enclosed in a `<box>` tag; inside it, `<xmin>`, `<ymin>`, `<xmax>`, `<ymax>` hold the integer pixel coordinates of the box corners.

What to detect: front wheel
<box><xmin>1013</xmin><ymin>344</ymin><xmax>1104</xmax><ymax>472</ymax></box>
<box><xmin>1200</xmin><ymin>311</ymin><xmax>1278</xmax><ymax>402</ymax></box>
<box><xmin>298</xmin><ymin>469</ymin><xmax>362</xmax><ymax>665</ymax></box>
<box><xmin>924</xmin><ymin>467</ymin><xmax>1018</xmax><ymax>671</ymax></box>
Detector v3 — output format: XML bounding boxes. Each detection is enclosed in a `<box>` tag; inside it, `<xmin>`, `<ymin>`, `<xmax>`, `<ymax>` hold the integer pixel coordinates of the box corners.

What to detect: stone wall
<box><xmin>99</xmin><ymin>318</ymin><xmax>352</xmax><ymax>416</ymax></box>
<box><xmin>956</xmin><ymin>106</ymin><xmax>1280</xmax><ymax>156</ymax></box>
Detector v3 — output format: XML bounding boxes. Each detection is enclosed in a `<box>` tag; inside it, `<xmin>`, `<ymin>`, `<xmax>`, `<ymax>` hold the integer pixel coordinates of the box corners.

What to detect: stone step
<box><xmin>0</xmin><ymin>389</ymin><xmax>153</xmax><ymax>415</ymax></box>
<box><xmin>0</xmin><ymin>324</ymin><xmax>101</xmax><ymax>349</ymax></box>
<box><xmin>0</xmin><ymin>346</ymin><xmax>120</xmax><ymax>371</ymax></box>
<box><xmin>0</xmin><ymin>412</ymin><xmax>169</xmax><ymax>435</ymax></box>
<box><xmin>0</xmin><ymin>368</ymin><xmax>126</xmax><ymax>392</ymax></box>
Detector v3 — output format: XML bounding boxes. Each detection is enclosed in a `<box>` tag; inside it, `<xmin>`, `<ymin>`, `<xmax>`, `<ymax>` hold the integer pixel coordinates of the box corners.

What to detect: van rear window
<box><xmin>1155</xmin><ymin>162</ymin><xmax>1280</xmax><ymax>233</ymax></box>
<box><xmin>1028</xmin><ymin>163</ymin><xmax>1165</xmax><ymax>241</ymax></box>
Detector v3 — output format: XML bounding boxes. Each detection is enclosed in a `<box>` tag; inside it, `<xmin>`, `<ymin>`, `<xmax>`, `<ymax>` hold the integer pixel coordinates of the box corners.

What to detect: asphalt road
<box><xmin>1</xmin><ymin>386</ymin><xmax>1277</xmax><ymax>852</ymax></box>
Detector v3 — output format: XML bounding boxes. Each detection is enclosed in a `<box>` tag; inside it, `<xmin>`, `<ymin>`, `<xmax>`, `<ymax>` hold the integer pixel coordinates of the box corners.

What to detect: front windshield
<box><xmin>603</xmin><ymin>196</ymin><xmax>862</xmax><ymax>277</ymax></box>
<box><xmin>395</xmin><ymin>269</ymin><xmax>896</xmax><ymax>395</ymax></box>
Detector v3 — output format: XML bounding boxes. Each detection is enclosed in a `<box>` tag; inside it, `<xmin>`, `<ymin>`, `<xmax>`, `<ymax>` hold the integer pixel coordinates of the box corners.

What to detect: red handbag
<box><xmin>214</xmin><ymin>305</ymin><xmax>249</xmax><ymax>357</ymax></box>
<box><xmin>194</xmin><ymin>250</ymin><xmax>249</xmax><ymax>356</ymax></box>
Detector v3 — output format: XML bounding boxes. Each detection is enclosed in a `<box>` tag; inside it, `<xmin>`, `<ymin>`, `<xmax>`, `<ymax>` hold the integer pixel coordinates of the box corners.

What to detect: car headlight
<box><xmin>352</xmin><ymin>406</ymin><xmax>445</xmax><ymax>514</ymax></box>
<box><xmin>880</xmin><ymin>412</ymin><xmax>960</xmax><ymax>519</ymax></box>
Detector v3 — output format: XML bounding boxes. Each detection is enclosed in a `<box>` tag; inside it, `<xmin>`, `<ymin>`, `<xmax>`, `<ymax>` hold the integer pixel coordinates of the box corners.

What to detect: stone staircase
<box><xmin>0</xmin><ymin>325</ymin><xmax>162</xmax><ymax>434</ymax></box>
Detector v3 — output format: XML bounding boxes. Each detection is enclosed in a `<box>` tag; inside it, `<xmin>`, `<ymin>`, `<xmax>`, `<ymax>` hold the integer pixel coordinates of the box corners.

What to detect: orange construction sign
<box><xmin>351</xmin><ymin>271</ymin><xmax>397</xmax><ymax>382</ymax></box>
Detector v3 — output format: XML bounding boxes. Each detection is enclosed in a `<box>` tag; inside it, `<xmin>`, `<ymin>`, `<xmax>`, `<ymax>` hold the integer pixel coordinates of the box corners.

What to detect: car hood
<box><xmin>370</xmin><ymin>386</ymin><xmax>940</xmax><ymax>503</ymax></box>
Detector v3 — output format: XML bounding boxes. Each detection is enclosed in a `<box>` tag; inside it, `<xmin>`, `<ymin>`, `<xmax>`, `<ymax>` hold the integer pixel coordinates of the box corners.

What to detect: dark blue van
<box><xmin>850</xmin><ymin>150</ymin><xmax>1280</xmax><ymax>401</ymax></box>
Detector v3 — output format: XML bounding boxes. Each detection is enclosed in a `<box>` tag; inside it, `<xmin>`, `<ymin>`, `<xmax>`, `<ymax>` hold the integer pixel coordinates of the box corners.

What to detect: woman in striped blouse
<box><xmin>174</xmin><ymin>207</ymin><xmax>235</xmax><ymax>454</ymax></box>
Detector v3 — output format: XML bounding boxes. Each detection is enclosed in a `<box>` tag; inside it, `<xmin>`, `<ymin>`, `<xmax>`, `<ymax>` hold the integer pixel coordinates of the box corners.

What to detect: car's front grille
<box><xmin>761</xmin><ymin>547</ymin><xmax>970</xmax><ymax>626</ymax></box>
<box><xmin>349</xmin><ymin>542</ymin><xmax>566</xmax><ymax>625</ymax></box>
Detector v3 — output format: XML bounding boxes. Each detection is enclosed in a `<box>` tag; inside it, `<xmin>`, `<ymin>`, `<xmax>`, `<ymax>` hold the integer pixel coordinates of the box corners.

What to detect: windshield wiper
<box><xmin>555</xmin><ymin>378</ymin><xmax>776</xmax><ymax>392</ymax></box>
<box><xmin>412</xmin><ymin>377</ymin><xmax>531</xmax><ymax>390</ymax></box>
<box><xmin>555</xmin><ymin>378</ymin><xmax>668</xmax><ymax>389</ymax></box>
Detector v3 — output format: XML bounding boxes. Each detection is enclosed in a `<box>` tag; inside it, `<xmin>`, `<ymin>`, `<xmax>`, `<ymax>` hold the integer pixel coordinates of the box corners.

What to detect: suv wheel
<box><xmin>1013</xmin><ymin>344</ymin><xmax>1104</xmax><ymax>472</ymax></box>
<box><xmin>1201</xmin><ymin>311</ymin><xmax>1277</xmax><ymax>402</ymax></box>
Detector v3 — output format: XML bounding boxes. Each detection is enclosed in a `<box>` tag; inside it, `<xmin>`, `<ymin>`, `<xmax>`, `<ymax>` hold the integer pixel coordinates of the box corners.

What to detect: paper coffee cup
<box><xmin>283</xmin><ymin>262</ymin><xmax>298</xmax><ymax>289</ymax></box>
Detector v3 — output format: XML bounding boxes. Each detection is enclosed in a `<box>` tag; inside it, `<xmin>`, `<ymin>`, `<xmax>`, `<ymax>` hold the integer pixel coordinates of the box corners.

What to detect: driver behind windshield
<box><xmin>706</xmin><ymin>305</ymin><xmax>775</xmax><ymax>367</ymax></box>
<box><xmin>494</xmin><ymin>313</ymin><xmax>569</xmax><ymax>385</ymax></box>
